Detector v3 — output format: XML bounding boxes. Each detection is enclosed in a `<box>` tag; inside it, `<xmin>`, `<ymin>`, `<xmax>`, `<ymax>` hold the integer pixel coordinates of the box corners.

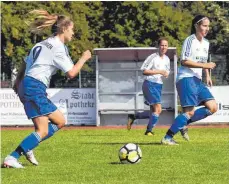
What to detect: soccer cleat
<box><xmin>127</xmin><ymin>114</ymin><xmax>136</xmax><ymax>130</ymax></box>
<box><xmin>180</xmin><ymin>126</ymin><xmax>190</xmax><ymax>141</ymax></box>
<box><xmin>144</xmin><ymin>131</ymin><xmax>154</xmax><ymax>136</ymax></box>
<box><xmin>25</xmin><ymin>150</ymin><xmax>39</xmax><ymax>166</ymax></box>
<box><xmin>161</xmin><ymin>138</ymin><xmax>179</xmax><ymax>145</ymax></box>
<box><xmin>2</xmin><ymin>155</ymin><xmax>24</xmax><ymax>168</ymax></box>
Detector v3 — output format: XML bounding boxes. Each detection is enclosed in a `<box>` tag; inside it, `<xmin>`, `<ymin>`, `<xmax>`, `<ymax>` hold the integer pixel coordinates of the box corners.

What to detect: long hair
<box><xmin>190</xmin><ymin>15</ymin><xmax>209</xmax><ymax>34</ymax></box>
<box><xmin>28</xmin><ymin>10</ymin><xmax>72</xmax><ymax>35</ymax></box>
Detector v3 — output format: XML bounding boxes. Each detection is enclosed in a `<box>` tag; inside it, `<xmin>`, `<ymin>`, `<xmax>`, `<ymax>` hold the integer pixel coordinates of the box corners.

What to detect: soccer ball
<box><xmin>119</xmin><ymin>143</ymin><xmax>142</xmax><ymax>164</ymax></box>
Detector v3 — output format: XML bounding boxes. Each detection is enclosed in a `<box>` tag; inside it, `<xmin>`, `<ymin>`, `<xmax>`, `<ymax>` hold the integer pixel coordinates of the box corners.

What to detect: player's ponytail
<box><xmin>190</xmin><ymin>15</ymin><xmax>209</xmax><ymax>34</ymax></box>
<box><xmin>28</xmin><ymin>9</ymin><xmax>72</xmax><ymax>35</ymax></box>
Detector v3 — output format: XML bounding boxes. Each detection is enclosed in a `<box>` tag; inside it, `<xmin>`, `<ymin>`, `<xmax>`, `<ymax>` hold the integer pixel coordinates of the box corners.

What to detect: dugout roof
<box><xmin>94</xmin><ymin>47</ymin><xmax>177</xmax><ymax>62</ymax></box>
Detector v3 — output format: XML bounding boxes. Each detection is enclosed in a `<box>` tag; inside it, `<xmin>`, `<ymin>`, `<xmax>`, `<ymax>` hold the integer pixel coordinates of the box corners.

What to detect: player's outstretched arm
<box><xmin>66</xmin><ymin>50</ymin><xmax>91</xmax><ymax>79</ymax></box>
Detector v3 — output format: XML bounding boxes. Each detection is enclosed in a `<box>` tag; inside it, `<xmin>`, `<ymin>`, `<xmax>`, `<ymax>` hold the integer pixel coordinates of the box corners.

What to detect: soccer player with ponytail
<box><xmin>3</xmin><ymin>10</ymin><xmax>91</xmax><ymax>168</ymax></box>
<box><xmin>161</xmin><ymin>15</ymin><xmax>218</xmax><ymax>145</ymax></box>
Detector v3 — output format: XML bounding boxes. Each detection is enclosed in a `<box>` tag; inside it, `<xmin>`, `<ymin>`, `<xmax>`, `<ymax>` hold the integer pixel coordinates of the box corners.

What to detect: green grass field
<box><xmin>1</xmin><ymin>127</ymin><xmax>229</xmax><ymax>184</ymax></box>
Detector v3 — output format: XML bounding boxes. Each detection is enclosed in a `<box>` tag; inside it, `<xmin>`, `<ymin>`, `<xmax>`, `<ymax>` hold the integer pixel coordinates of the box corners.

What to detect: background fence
<box><xmin>1</xmin><ymin>54</ymin><xmax>228</xmax><ymax>89</ymax></box>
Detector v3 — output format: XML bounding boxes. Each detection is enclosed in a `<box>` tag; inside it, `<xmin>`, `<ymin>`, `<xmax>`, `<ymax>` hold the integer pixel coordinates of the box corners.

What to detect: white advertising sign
<box><xmin>0</xmin><ymin>88</ymin><xmax>96</xmax><ymax>126</ymax></box>
<box><xmin>195</xmin><ymin>86</ymin><xmax>229</xmax><ymax>123</ymax></box>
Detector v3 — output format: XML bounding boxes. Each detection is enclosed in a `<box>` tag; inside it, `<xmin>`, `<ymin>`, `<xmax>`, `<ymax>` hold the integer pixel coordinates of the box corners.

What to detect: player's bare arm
<box><xmin>67</xmin><ymin>50</ymin><xmax>91</xmax><ymax>79</ymax></box>
<box><xmin>143</xmin><ymin>69</ymin><xmax>169</xmax><ymax>78</ymax></box>
<box><xmin>205</xmin><ymin>68</ymin><xmax>213</xmax><ymax>86</ymax></box>
<box><xmin>182</xmin><ymin>60</ymin><xmax>216</xmax><ymax>69</ymax></box>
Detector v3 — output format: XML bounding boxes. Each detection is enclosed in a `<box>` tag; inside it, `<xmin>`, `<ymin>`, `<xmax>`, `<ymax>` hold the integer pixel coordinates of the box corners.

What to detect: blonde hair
<box><xmin>28</xmin><ymin>9</ymin><xmax>72</xmax><ymax>35</ymax></box>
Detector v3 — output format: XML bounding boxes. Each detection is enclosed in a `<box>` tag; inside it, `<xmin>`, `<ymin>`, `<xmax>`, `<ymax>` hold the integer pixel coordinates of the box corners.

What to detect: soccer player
<box><xmin>161</xmin><ymin>15</ymin><xmax>217</xmax><ymax>145</ymax></box>
<box><xmin>127</xmin><ymin>38</ymin><xmax>170</xmax><ymax>136</ymax></box>
<box><xmin>2</xmin><ymin>10</ymin><xmax>91</xmax><ymax>168</ymax></box>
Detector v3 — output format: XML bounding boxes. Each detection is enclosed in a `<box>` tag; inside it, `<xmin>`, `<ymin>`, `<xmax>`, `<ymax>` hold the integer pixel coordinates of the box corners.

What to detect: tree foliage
<box><xmin>1</xmin><ymin>1</ymin><xmax>229</xmax><ymax>83</ymax></box>
<box><xmin>176</xmin><ymin>1</ymin><xmax>229</xmax><ymax>54</ymax></box>
<box><xmin>1</xmin><ymin>1</ymin><xmax>102</xmax><ymax>73</ymax></box>
<box><xmin>99</xmin><ymin>1</ymin><xmax>191</xmax><ymax>54</ymax></box>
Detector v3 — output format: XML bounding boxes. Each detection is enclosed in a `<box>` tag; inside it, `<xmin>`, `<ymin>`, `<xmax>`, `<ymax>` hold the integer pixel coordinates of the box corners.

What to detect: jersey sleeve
<box><xmin>141</xmin><ymin>54</ymin><xmax>156</xmax><ymax>71</ymax></box>
<box><xmin>53</xmin><ymin>46</ymin><xmax>74</xmax><ymax>73</ymax></box>
<box><xmin>180</xmin><ymin>37</ymin><xmax>193</xmax><ymax>62</ymax></box>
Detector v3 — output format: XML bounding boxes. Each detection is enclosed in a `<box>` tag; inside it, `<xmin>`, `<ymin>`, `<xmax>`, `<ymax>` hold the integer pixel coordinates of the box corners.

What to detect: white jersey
<box><xmin>177</xmin><ymin>34</ymin><xmax>209</xmax><ymax>81</ymax></box>
<box><xmin>25</xmin><ymin>36</ymin><xmax>74</xmax><ymax>87</ymax></box>
<box><xmin>141</xmin><ymin>53</ymin><xmax>170</xmax><ymax>84</ymax></box>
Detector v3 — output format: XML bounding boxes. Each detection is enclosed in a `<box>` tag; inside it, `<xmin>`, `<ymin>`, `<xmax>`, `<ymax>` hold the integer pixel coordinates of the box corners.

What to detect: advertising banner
<box><xmin>195</xmin><ymin>86</ymin><xmax>229</xmax><ymax>123</ymax></box>
<box><xmin>0</xmin><ymin>88</ymin><xmax>96</xmax><ymax>126</ymax></box>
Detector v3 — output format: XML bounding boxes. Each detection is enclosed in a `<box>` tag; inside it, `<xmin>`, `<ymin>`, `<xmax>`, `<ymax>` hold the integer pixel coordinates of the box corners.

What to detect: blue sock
<box><xmin>10</xmin><ymin>132</ymin><xmax>41</xmax><ymax>159</ymax></box>
<box><xmin>146</xmin><ymin>113</ymin><xmax>159</xmax><ymax>132</ymax></box>
<box><xmin>135</xmin><ymin>111</ymin><xmax>150</xmax><ymax>119</ymax></box>
<box><xmin>187</xmin><ymin>107</ymin><xmax>212</xmax><ymax>125</ymax></box>
<box><xmin>165</xmin><ymin>113</ymin><xmax>190</xmax><ymax>139</ymax></box>
<box><xmin>41</xmin><ymin>122</ymin><xmax>60</xmax><ymax>142</ymax></box>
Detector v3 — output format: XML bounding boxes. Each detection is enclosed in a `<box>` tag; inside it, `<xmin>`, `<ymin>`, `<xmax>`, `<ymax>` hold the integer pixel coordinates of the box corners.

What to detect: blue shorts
<box><xmin>142</xmin><ymin>80</ymin><xmax>162</xmax><ymax>106</ymax></box>
<box><xmin>176</xmin><ymin>77</ymin><xmax>214</xmax><ymax>107</ymax></box>
<box><xmin>18</xmin><ymin>76</ymin><xmax>57</xmax><ymax>119</ymax></box>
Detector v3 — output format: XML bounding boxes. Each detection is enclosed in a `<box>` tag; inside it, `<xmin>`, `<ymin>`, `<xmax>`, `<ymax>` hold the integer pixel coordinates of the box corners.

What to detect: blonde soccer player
<box><xmin>2</xmin><ymin>10</ymin><xmax>91</xmax><ymax>168</ymax></box>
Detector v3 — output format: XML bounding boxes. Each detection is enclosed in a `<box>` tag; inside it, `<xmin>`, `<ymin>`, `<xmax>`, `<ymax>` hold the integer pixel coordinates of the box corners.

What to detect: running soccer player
<box><xmin>127</xmin><ymin>38</ymin><xmax>170</xmax><ymax>136</ymax></box>
<box><xmin>161</xmin><ymin>15</ymin><xmax>217</xmax><ymax>145</ymax></box>
<box><xmin>2</xmin><ymin>10</ymin><xmax>91</xmax><ymax>168</ymax></box>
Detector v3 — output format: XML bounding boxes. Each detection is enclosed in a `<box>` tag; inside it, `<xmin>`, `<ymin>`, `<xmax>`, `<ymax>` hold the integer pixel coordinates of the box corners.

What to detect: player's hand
<box><xmin>161</xmin><ymin>70</ymin><xmax>169</xmax><ymax>78</ymax></box>
<box><xmin>203</xmin><ymin>62</ymin><xmax>216</xmax><ymax>69</ymax></box>
<box><xmin>82</xmin><ymin>50</ymin><xmax>92</xmax><ymax>62</ymax></box>
<box><xmin>206</xmin><ymin>76</ymin><xmax>213</xmax><ymax>87</ymax></box>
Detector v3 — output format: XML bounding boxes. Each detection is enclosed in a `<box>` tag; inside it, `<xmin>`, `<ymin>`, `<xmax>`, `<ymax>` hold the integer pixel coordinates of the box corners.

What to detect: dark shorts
<box><xmin>142</xmin><ymin>80</ymin><xmax>162</xmax><ymax>106</ymax></box>
<box><xmin>18</xmin><ymin>76</ymin><xmax>57</xmax><ymax>119</ymax></box>
<box><xmin>176</xmin><ymin>77</ymin><xmax>214</xmax><ymax>107</ymax></box>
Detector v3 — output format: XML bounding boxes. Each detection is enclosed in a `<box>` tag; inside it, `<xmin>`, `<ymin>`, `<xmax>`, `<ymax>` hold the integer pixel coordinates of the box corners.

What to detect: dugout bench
<box><xmin>94</xmin><ymin>48</ymin><xmax>178</xmax><ymax>126</ymax></box>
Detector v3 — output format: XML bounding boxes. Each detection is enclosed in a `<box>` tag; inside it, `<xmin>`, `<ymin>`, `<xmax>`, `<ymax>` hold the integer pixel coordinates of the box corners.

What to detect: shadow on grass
<box><xmin>78</xmin><ymin>135</ymin><xmax>127</xmax><ymax>137</ymax></box>
<box><xmin>81</xmin><ymin>142</ymin><xmax>162</xmax><ymax>146</ymax></box>
<box><xmin>109</xmin><ymin>162</ymin><xmax>123</xmax><ymax>165</ymax></box>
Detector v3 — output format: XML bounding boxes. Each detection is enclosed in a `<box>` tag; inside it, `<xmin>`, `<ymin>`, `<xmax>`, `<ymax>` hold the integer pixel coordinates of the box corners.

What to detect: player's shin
<box><xmin>10</xmin><ymin>132</ymin><xmax>41</xmax><ymax>159</ymax></box>
<box><xmin>165</xmin><ymin>113</ymin><xmax>190</xmax><ymax>139</ymax></box>
<box><xmin>187</xmin><ymin>107</ymin><xmax>212</xmax><ymax>125</ymax></box>
<box><xmin>41</xmin><ymin>122</ymin><xmax>60</xmax><ymax>142</ymax></box>
<box><xmin>146</xmin><ymin>113</ymin><xmax>159</xmax><ymax>134</ymax></box>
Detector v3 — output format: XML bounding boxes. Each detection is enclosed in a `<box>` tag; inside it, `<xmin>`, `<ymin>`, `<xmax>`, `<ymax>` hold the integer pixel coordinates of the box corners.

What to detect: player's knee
<box><xmin>154</xmin><ymin>106</ymin><xmax>162</xmax><ymax>115</ymax></box>
<box><xmin>57</xmin><ymin>121</ymin><xmax>66</xmax><ymax>129</ymax></box>
<box><xmin>155</xmin><ymin>108</ymin><xmax>162</xmax><ymax>115</ymax></box>
<box><xmin>209</xmin><ymin>104</ymin><xmax>218</xmax><ymax>114</ymax></box>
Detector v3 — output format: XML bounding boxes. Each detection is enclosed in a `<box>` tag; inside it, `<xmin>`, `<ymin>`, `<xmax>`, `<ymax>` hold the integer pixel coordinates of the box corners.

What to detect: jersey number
<box><xmin>32</xmin><ymin>46</ymin><xmax>42</xmax><ymax>63</ymax></box>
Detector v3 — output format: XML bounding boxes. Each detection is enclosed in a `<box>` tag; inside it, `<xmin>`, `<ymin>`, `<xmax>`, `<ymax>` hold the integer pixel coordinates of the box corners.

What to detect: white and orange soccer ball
<box><xmin>119</xmin><ymin>143</ymin><xmax>142</xmax><ymax>164</ymax></box>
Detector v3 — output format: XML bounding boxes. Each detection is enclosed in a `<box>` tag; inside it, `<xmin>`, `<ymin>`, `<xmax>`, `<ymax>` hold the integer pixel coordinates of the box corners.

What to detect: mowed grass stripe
<box><xmin>1</xmin><ymin>128</ymin><xmax>229</xmax><ymax>184</ymax></box>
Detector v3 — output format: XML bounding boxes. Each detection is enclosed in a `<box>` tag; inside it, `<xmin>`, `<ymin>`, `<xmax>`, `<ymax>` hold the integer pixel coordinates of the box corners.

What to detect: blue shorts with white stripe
<box><xmin>176</xmin><ymin>76</ymin><xmax>214</xmax><ymax>107</ymax></box>
<box><xmin>18</xmin><ymin>76</ymin><xmax>57</xmax><ymax>119</ymax></box>
<box><xmin>142</xmin><ymin>80</ymin><xmax>162</xmax><ymax>106</ymax></box>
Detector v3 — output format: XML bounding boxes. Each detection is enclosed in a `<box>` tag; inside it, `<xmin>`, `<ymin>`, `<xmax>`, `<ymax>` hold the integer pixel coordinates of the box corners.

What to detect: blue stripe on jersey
<box><xmin>185</xmin><ymin>37</ymin><xmax>195</xmax><ymax>57</ymax></box>
<box><xmin>142</xmin><ymin>54</ymin><xmax>157</xmax><ymax>68</ymax></box>
<box><xmin>184</xmin><ymin>36</ymin><xmax>195</xmax><ymax>57</ymax></box>
<box><xmin>64</xmin><ymin>45</ymin><xmax>74</xmax><ymax>63</ymax></box>
<box><xmin>64</xmin><ymin>45</ymin><xmax>70</xmax><ymax>57</ymax></box>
